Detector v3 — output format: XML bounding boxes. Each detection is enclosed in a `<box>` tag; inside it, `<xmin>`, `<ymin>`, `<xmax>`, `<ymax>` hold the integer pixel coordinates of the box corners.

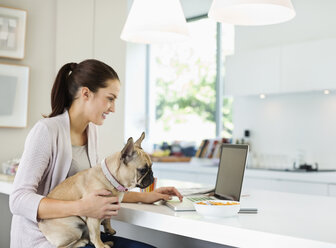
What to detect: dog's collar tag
<box><xmin>101</xmin><ymin>158</ymin><xmax>128</xmax><ymax>192</ymax></box>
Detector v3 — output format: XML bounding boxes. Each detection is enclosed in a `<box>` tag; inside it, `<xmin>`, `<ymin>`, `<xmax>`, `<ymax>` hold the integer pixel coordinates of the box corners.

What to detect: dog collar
<box><xmin>101</xmin><ymin>158</ymin><xmax>128</xmax><ymax>192</ymax></box>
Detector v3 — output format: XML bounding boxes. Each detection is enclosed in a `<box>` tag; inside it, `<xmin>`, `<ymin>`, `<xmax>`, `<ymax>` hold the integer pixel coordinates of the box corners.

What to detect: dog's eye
<box><xmin>138</xmin><ymin>168</ymin><xmax>148</xmax><ymax>174</ymax></box>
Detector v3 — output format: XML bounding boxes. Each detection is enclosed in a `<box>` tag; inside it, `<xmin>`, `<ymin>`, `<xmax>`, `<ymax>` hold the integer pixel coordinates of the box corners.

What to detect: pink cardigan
<box><xmin>9</xmin><ymin>111</ymin><xmax>99</xmax><ymax>248</ymax></box>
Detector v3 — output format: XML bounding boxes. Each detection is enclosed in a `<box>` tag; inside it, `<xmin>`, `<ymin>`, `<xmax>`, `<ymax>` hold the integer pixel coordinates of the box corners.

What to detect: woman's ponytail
<box><xmin>48</xmin><ymin>63</ymin><xmax>74</xmax><ymax>117</ymax></box>
<box><xmin>46</xmin><ymin>59</ymin><xmax>119</xmax><ymax>118</ymax></box>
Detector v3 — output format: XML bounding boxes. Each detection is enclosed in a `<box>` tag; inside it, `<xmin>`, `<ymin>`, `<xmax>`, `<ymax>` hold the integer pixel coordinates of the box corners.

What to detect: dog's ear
<box><xmin>121</xmin><ymin>137</ymin><xmax>134</xmax><ymax>164</ymax></box>
<box><xmin>134</xmin><ymin>132</ymin><xmax>145</xmax><ymax>148</ymax></box>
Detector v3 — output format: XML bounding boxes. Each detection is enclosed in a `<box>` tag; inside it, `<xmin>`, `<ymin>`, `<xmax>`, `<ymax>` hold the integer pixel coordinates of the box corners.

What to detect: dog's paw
<box><xmin>72</xmin><ymin>239</ymin><xmax>89</xmax><ymax>248</ymax></box>
<box><xmin>104</xmin><ymin>241</ymin><xmax>114</xmax><ymax>248</ymax></box>
<box><xmin>104</xmin><ymin>227</ymin><xmax>116</xmax><ymax>236</ymax></box>
<box><xmin>106</xmin><ymin>229</ymin><xmax>116</xmax><ymax>236</ymax></box>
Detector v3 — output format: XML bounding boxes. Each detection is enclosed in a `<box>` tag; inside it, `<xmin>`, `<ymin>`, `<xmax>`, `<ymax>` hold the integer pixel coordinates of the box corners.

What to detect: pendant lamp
<box><xmin>120</xmin><ymin>0</ymin><xmax>189</xmax><ymax>44</ymax></box>
<box><xmin>208</xmin><ymin>0</ymin><xmax>296</xmax><ymax>25</ymax></box>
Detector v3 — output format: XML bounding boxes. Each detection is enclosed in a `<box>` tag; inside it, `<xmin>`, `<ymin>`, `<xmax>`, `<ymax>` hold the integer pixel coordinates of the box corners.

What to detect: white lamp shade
<box><xmin>120</xmin><ymin>0</ymin><xmax>189</xmax><ymax>44</ymax></box>
<box><xmin>208</xmin><ymin>0</ymin><xmax>296</xmax><ymax>25</ymax></box>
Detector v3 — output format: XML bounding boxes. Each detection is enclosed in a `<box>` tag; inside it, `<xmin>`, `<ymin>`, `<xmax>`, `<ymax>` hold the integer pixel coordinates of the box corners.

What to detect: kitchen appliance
<box><xmin>293</xmin><ymin>162</ymin><xmax>318</xmax><ymax>172</ymax></box>
<box><xmin>282</xmin><ymin>162</ymin><xmax>336</xmax><ymax>172</ymax></box>
<box><xmin>265</xmin><ymin>162</ymin><xmax>336</xmax><ymax>173</ymax></box>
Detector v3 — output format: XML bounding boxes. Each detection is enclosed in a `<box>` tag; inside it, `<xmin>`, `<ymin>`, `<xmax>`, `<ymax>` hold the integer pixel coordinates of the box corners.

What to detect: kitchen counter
<box><xmin>0</xmin><ymin>181</ymin><xmax>13</xmax><ymax>195</ymax></box>
<box><xmin>1</xmin><ymin>171</ymin><xmax>336</xmax><ymax>247</ymax></box>
<box><xmin>2</xmin><ymin>163</ymin><xmax>336</xmax><ymax>196</ymax></box>
<box><xmin>112</xmin><ymin>182</ymin><xmax>336</xmax><ymax>248</ymax></box>
<box><xmin>153</xmin><ymin>162</ymin><xmax>336</xmax><ymax>184</ymax></box>
<box><xmin>152</xmin><ymin>162</ymin><xmax>336</xmax><ymax>197</ymax></box>
<box><xmin>0</xmin><ymin>174</ymin><xmax>14</xmax><ymax>195</ymax></box>
<box><xmin>1</xmin><ymin>176</ymin><xmax>336</xmax><ymax>247</ymax></box>
<box><xmin>245</xmin><ymin>168</ymin><xmax>336</xmax><ymax>184</ymax></box>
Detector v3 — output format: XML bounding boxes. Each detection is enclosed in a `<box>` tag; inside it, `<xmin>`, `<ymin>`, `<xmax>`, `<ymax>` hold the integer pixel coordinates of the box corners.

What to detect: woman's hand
<box><xmin>140</xmin><ymin>187</ymin><xmax>183</xmax><ymax>204</ymax></box>
<box><xmin>78</xmin><ymin>189</ymin><xmax>120</xmax><ymax>219</ymax></box>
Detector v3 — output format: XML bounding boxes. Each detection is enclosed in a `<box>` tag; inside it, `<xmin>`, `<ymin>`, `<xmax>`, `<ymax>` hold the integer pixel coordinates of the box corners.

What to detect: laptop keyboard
<box><xmin>187</xmin><ymin>196</ymin><xmax>213</xmax><ymax>202</ymax></box>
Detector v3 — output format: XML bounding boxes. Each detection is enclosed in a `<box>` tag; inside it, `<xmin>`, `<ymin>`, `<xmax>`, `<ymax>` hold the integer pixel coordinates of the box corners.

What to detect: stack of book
<box><xmin>195</xmin><ymin>138</ymin><xmax>231</xmax><ymax>159</ymax></box>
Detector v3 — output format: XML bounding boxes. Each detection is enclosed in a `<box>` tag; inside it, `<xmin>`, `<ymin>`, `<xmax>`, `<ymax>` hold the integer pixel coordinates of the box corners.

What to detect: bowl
<box><xmin>193</xmin><ymin>200</ymin><xmax>240</xmax><ymax>218</ymax></box>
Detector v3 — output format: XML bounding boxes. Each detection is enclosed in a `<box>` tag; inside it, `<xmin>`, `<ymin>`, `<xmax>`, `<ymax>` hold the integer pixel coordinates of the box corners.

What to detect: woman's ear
<box><xmin>81</xmin><ymin>87</ymin><xmax>91</xmax><ymax>100</ymax></box>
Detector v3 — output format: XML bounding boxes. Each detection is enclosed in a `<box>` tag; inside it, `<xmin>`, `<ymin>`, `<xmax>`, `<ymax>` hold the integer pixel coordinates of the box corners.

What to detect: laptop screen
<box><xmin>214</xmin><ymin>144</ymin><xmax>248</xmax><ymax>201</ymax></box>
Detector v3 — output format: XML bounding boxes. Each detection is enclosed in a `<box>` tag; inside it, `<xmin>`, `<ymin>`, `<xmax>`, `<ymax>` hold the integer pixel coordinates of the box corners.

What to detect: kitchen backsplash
<box><xmin>232</xmin><ymin>91</ymin><xmax>336</xmax><ymax>170</ymax></box>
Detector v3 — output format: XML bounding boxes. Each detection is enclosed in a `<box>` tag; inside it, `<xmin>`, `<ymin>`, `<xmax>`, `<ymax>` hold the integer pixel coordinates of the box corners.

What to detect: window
<box><xmin>149</xmin><ymin>18</ymin><xmax>233</xmax><ymax>146</ymax></box>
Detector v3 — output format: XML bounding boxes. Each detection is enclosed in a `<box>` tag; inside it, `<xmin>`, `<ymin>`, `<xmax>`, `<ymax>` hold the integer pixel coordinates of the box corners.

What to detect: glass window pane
<box><xmin>150</xmin><ymin>18</ymin><xmax>217</xmax><ymax>145</ymax></box>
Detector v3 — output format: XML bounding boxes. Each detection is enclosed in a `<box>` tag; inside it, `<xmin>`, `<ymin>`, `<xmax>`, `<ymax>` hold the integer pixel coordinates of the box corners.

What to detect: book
<box><xmin>200</xmin><ymin>139</ymin><xmax>210</xmax><ymax>158</ymax></box>
<box><xmin>195</xmin><ymin>140</ymin><xmax>205</xmax><ymax>158</ymax></box>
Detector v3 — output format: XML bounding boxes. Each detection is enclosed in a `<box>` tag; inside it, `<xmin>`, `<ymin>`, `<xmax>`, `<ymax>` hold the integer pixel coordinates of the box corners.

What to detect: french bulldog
<box><xmin>38</xmin><ymin>132</ymin><xmax>154</xmax><ymax>248</ymax></box>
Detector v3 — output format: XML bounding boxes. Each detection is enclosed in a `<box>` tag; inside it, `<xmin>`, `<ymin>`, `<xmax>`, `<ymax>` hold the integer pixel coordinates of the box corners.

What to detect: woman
<box><xmin>9</xmin><ymin>59</ymin><xmax>183</xmax><ymax>248</ymax></box>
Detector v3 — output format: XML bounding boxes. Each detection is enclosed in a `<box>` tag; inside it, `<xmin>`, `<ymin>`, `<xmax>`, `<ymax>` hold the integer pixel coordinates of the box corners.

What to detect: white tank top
<box><xmin>68</xmin><ymin>144</ymin><xmax>91</xmax><ymax>177</ymax></box>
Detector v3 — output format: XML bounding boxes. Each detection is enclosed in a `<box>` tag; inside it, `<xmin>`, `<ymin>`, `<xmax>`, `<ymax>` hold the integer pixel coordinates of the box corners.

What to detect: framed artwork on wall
<box><xmin>0</xmin><ymin>63</ymin><xmax>29</xmax><ymax>128</ymax></box>
<box><xmin>0</xmin><ymin>6</ymin><xmax>27</xmax><ymax>59</ymax></box>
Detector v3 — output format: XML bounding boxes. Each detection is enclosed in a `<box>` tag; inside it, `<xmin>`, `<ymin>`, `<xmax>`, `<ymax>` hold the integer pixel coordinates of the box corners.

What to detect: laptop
<box><xmin>165</xmin><ymin>144</ymin><xmax>249</xmax><ymax>211</ymax></box>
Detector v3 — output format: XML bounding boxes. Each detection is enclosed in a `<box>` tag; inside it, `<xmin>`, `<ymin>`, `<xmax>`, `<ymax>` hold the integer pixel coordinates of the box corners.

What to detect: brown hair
<box><xmin>48</xmin><ymin>59</ymin><xmax>119</xmax><ymax>117</ymax></box>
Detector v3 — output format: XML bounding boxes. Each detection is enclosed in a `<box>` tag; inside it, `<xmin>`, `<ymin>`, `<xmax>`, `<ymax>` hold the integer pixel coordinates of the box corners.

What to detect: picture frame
<box><xmin>0</xmin><ymin>6</ymin><xmax>27</xmax><ymax>59</ymax></box>
<box><xmin>0</xmin><ymin>63</ymin><xmax>29</xmax><ymax>128</ymax></box>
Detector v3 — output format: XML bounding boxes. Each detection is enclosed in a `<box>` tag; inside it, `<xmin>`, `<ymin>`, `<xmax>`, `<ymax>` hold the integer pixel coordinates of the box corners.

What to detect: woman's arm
<box><xmin>9</xmin><ymin>122</ymin><xmax>52</xmax><ymax>222</ymax></box>
<box><xmin>9</xmin><ymin>122</ymin><xmax>120</xmax><ymax>221</ymax></box>
<box><xmin>37</xmin><ymin>198</ymin><xmax>80</xmax><ymax>219</ymax></box>
<box><xmin>122</xmin><ymin>187</ymin><xmax>183</xmax><ymax>204</ymax></box>
<box><xmin>38</xmin><ymin>189</ymin><xmax>120</xmax><ymax>220</ymax></box>
<box><xmin>39</xmin><ymin>186</ymin><xmax>182</xmax><ymax>219</ymax></box>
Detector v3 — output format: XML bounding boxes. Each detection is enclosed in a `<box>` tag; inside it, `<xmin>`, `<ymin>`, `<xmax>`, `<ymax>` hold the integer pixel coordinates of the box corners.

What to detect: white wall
<box><xmin>95</xmin><ymin>0</ymin><xmax>128</xmax><ymax>158</ymax></box>
<box><xmin>0</xmin><ymin>1</ymin><xmax>56</xmax><ymax>246</ymax></box>
<box><xmin>0</xmin><ymin>0</ymin><xmax>129</xmax><ymax>167</ymax></box>
<box><xmin>230</xmin><ymin>0</ymin><xmax>336</xmax><ymax>170</ymax></box>
<box><xmin>56</xmin><ymin>0</ymin><xmax>128</xmax><ymax>158</ymax></box>
<box><xmin>0</xmin><ymin>0</ymin><xmax>56</xmax><ymax>166</ymax></box>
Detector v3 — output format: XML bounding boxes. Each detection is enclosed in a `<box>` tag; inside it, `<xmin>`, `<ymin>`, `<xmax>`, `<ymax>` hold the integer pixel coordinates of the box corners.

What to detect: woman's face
<box><xmin>87</xmin><ymin>79</ymin><xmax>120</xmax><ymax>125</ymax></box>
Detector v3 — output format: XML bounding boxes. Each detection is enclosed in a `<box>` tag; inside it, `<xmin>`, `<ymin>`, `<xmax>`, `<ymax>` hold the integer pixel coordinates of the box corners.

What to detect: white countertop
<box><xmin>153</xmin><ymin>162</ymin><xmax>336</xmax><ymax>185</ymax></box>
<box><xmin>113</xmin><ymin>187</ymin><xmax>336</xmax><ymax>248</ymax></box>
<box><xmin>2</xmin><ymin>162</ymin><xmax>335</xmax><ymax>195</ymax></box>
<box><xmin>245</xmin><ymin>168</ymin><xmax>336</xmax><ymax>184</ymax></box>
<box><xmin>1</xmin><ymin>174</ymin><xmax>336</xmax><ymax>247</ymax></box>
<box><xmin>0</xmin><ymin>181</ymin><xmax>12</xmax><ymax>195</ymax></box>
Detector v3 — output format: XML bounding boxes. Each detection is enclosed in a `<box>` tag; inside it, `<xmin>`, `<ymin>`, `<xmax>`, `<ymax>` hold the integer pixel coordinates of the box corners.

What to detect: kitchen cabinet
<box><xmin>225</xmin><ymin>38</ymin><xmax>336</xmax><ymax>96</ymax></box>
<box><xmin>153</xmin><ymin>162</ymin><xmax>336</xmax><ymax>197</ymax></box>
<box><xmin>281</xmin><ymin>39</ymin><xmax>336</xmax><ymax>93</ymax></box>
<box><xmin>0</xmin><ymin>194</ymin><xmax>11</xmax><ymax>248</ymax></box>
<box><xmin>225</xmin><ymin>47</ymin><xmax>281</xmax><ymax>96</ymax></box>
<box><xmin>243</xmin><ymin>177</ymin><xmax>329</xmax><ymax>196</ymax></box>
<box><xmin>329</xmin><ymin>184</ymin><xmax>336</xmax><ymax>197</ymax></box>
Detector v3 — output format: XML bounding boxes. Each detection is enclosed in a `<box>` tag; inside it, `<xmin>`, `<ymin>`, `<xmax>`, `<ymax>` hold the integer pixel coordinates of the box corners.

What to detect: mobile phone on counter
<box><xmin>238</xmin><ymin>208</ymin><xmax>258</xmax><ymax>214</ymax></box>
